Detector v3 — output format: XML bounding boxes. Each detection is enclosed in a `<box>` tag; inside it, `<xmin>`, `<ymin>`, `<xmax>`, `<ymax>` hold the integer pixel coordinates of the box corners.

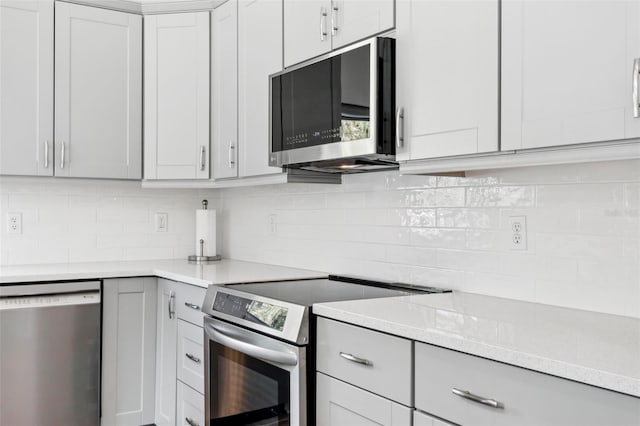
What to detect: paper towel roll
<box><xmin>195</xmin><ymin>209</ymin><xmax>217</xmax><ymax>257</ymax></box>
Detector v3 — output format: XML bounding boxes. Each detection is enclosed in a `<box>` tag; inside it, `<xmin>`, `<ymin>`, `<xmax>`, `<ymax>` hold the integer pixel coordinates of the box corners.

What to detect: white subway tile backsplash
<box><xmin>537</xmin><ymin>184</ymin><xmax>624</xmax><ymax>208</ymax></box>
<box><xmin>466</xmin><ymin>186</ymin><xmax>536</xmax><ymax>207</ymax></box>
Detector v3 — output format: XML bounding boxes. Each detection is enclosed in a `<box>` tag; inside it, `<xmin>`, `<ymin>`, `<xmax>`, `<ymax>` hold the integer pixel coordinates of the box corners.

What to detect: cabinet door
<box><xmin>502</xmin><ymin>1</ymin><xmax>640</xmax><ymax>151</ymax></box>
<box><xmin>238</xmin><ymin>0</ymin><xmax>285</xmax><ymax>178</ymax></box>
<box><xmin>283</xmin><ymin>0</ymin><xmax>332</xmax><ymax>67</ymax></box>
<box><xmin>102</xmin><ymin>278</ymin><xmax>157</xmax><ymax>426</ymax></box>
<box><xmin>413</xmin><ymin>410</ymin><xmax>454</xmax><ymax>426</ymax></box>
<box><xmin>144</xmin><ymin>12</ymin><xmax>210</xmax><ymax>180</ymax></box>
<box><xmin>54</xmin><ymin>2</ymin><xmax>142</xmax><ymax>179</ymax></box>
<box><xmin>212</xmin><ymin>1</ymin><xmax>239</xmax><ymax>179</ymax></box>
<box><xmin>395</xmin><ymin>0</ymin><xmax>498</xmax><ymax>160</ymax></box>
<box><xmin>155</xmin><ymin>279</ymin><xmax>178</xmax><ymax>426</ymax></box>
<box><xmin>316</xmin><ymin>373</ymin><xmax>411</xmax><ymax>426</ymax></box>
<box><xmin>330</xmin><ymin>0</ymin><xmax>394</xmax><ymax>50</ymax></box>
<box><xmin>0</xmin><ymin>0</ymin><xmax>53</xmax><ymax>176</ymax></box>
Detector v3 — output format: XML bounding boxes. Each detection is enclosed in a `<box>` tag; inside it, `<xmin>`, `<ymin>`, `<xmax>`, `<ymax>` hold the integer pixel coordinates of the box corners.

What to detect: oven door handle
<box><xmin>205</xmin><ymin>322</ymin><xmax>298</xmax><ymax>366</ymax></box>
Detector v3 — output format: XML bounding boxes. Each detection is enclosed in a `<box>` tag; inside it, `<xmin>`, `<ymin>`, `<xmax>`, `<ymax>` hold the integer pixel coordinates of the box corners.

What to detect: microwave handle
<box><xmin>396</xmin><ymin>107</ymin><xmax>404</xmax><ymax>148</ymax></box>
<box><xmin>205</xmin><ymin>322</ymin><xmax>298</xmax><ymax>366</ymax></box>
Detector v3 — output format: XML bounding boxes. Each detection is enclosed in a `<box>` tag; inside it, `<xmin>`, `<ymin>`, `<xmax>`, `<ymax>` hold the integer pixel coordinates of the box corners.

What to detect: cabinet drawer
<box><xmin>177</xmin><ymin>320</ymin><xmax>204</xmax><ymax>394</ymax></box>
<box><xmin>176</xmin><ymin>284</ymin><xmax>206</xmax><ymax>326</ymax></box>
<box><xmin>316</xmin><ymin>317</ymin><xmax>412</xmax><ymax>405</ymax></box>
<box><xmin>177</xmin><ymin>380</ymin><xmax>205</xmax><ymax>426</ymax></box>
<box><xmin>415</xmin><ymin>342</ymin><xmax>640</xmax><ymax>426</ymax></box>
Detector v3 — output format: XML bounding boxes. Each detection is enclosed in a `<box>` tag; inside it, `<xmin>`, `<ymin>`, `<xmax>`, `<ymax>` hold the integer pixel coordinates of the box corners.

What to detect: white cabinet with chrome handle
<box><xmin>284</xmin><ymin>0</ymin><xmax>395</xmax><ymax>68</ymax></box>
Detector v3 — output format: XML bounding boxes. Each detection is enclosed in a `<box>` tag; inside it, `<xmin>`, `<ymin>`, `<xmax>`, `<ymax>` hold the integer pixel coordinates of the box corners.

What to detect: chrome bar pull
<box><xmin>199</xmin><ymin>145</ymin><xmax>206</xmax><ymax>171</ymax></box>
<box><xmin>184</xmin><ymin>302</ymin><xmax>200</xmax><ymax>311</ymax></box>
<box><xmin>452</xmin><ymin>388</ymin><xmax>504</xmax><ymax>409</ymax></box>
<box><xmin>331</xmin><ymin>6</ymin><xmax>339</xmax><ymax>36</ymax></box>
<box><xmin>633</xmin><ymin>58</ymin><xmax>640</xmax><ymax>118</ymax></box>
<box><xmin>339</xmin><ymin>352</ymin><xmax>372</xmax><ymax>366</ymax></box>
<box><xmin>168</xmin><ymin>291</ymin><xmax>175</xmax><ymax>319</ymax></box>
<box><xmin>228</xmin><ymin>143</ymin><xmax>235</xmax><ymax>168</ymax></box>
<box><xmin>395</xmin><ymin>108</ymin><xmax>404</xmax><ymax>148</ymax></box>
<box><xmin>185</xmin><ymin>353</ymin><xmax>201</xmax><ymax>364</ymax></box>
<box><xmin>60</xmin><ymin>141</ymin><xmax>65</xmax><ymax>169</ymax></box>
<box><xmin>185</xmin><ymin>417</ymin><xmax>199</xmax><ymax>426</ymax></box>
<box><xmin>320</xmin><ymin>7</ymin><xmax>328</xmax><ymax>41</ymax></box>
<box><xmin>44</xmin><ymin>140</ymin><xmax>49</xmax><ymax>169</ymax></box>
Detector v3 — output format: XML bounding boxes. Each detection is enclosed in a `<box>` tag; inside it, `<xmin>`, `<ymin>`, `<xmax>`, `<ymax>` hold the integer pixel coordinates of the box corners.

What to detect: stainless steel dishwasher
<box><xmin>0</xmin><ymin>281</ymin><xmax>101</xmax><ymax>426</ymax></box>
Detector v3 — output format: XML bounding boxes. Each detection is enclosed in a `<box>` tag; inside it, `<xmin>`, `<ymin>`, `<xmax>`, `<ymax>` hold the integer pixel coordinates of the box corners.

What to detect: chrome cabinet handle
<box><xmin>452</xmin><ymin>388</ymin><xmax>504</xmax><ymax>409</ymax></box>
<box><xmin>339</xmin><ymin>352</ymin><xmax>372</xmax><ymax>366</ymax></box>
<box><xmin>184</xmin><ymin>302</ymin><xmax>200</xmax><ymax>311</ymax></box>
<box><xmin>44</xmin><ymin>140</ymin><xmax>49</xmax><ymax>169</ymax></box>
<box><xmin>633</xmin><ymin>58</ymin><xmax>640</xmax><ymax>118</ymax></box>
<box><xmin>331</xmin><ymin>6</ymin><xmax>338</xmax><ymax>36</ymax></box>
<box><xmin>185</xmin><ymin>353</ymin><xmax>201</xmax><ymax>364</ymax></box>
<box><xmin>395</xmin><ymin>108</ymin><xmax>404</xmax><ymax>148</ymax></box>
<box><xmin>320</xmin><ymin>7</ymin><xmax>328</xmax><ymax>41</ymax></box>
<box><xmin>185</xmin><ymin>417</ymin><xmax>199</xmax><ymax>426</ymax></box>
<box><xmin>60</xmin><ymin>141</ymin><xmax>65</xmax><ymax>169</ymax></box>
<box><xmin>199</xmin><ymin>145</ymin><xmax>206</xmax><ymax>171</ymax></box>
<box><xmin>168</xmin><ymin>291</ymin><xmax>175</xmax><ymax>319</ymax></box>
<box><xmin>228</xmin><ymin>143</ymin><xmax>235</xmax><ymax>168</ymax></box>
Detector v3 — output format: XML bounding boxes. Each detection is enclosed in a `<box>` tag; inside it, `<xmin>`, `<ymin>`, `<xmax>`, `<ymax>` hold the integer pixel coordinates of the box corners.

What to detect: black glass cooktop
<box><xmin>225</xmin><ymin>276</ymin><xmax>449</xmax><ymax>307</ymax></box>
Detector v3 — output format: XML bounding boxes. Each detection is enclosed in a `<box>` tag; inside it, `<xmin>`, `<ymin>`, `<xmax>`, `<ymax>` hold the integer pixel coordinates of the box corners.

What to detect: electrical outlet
<box><xmin>7</xmin><ymin>212</ymin><xmax>22</xmax><ymax>234</ymax></box>
<box><xmin>508</xmin><ymin>216</ymin><xmax>527</xmax><ymax>250</ymax></box>
<box><xmin>155</xmin><ymin>212</ymin><xmax>168</xmax><ymax>232</ymax></box>
<box><xmin>268</xmin><ymin>214</ymin><xmax>277</xmax><ymax>235</ymax></box>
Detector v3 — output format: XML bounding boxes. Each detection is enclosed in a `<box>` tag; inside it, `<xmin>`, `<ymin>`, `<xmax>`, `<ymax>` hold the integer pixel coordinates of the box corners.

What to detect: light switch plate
<box><xmin>155</xmin><ymin>212</ymin><xmax>168</xmax><ymax>232</ymax></box>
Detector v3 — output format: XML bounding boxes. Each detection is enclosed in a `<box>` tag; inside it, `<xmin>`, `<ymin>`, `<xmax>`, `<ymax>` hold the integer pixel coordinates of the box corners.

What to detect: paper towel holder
<box><xmin>188</xmin><ymin>200</ymin><xmax>222</xmax><ymax>263</ymax></box>
<box><xmin>188</xmin><ymin>238</ymin><xmax>222</xmax><ymax>263</ymax></box>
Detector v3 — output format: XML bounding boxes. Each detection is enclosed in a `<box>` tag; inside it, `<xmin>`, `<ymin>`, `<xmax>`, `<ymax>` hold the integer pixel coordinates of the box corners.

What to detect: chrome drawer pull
<box><xmin>452</xmin><ymin>387</ymin><xmax>504</xmax><ymax>409</ymax></box>
<box><xmin>339</xmin><ymin>352</ymin><xmax>372</xmax><ymax>366</ymax></box>
<box><xmin>185</xmin><ymin>417</ymin><xmax>199</xmax><ymax>426</ymax></box>
<box><xmin>184</xmin><ymin>302</ymin><xmax>200</xmax><ymax>311</ymax></box>
<box><xmin>185</xmin><ymin>353</ymin><xmax>201</xmax><ymax>364</ymax></box>
<box><xmin>633</xmin><ymin>58</ymin><xmax>640</xmax><ymax>118</ymax></box>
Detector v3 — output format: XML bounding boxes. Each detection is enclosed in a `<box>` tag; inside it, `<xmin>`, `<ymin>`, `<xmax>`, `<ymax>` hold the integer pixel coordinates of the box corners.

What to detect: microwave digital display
<box><xmin>271</xmin><ymin>44</ymin><xmax>372</xmax><ymax>153</ymax></box>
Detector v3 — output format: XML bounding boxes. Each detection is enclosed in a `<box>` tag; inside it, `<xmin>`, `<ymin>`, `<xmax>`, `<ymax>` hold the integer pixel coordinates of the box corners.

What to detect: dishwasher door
<box><xmin>0</xmin><ymin>281</ymin><xmax>101</xmax><ymax>426</ymax></box>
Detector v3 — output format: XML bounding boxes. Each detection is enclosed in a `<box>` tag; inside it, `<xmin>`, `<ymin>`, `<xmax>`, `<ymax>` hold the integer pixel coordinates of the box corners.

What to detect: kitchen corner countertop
<box><xmin>0</xmin><ymin>259</ymin><xmax>326</xmax><ymax>287</ymax></box>
<box><xmin>314</xmin><ymin>292</ymin><xmax>640</xmax><ymax>398</ymax></box>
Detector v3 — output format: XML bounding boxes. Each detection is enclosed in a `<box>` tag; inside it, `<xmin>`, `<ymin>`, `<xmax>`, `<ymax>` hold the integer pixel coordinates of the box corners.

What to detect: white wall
<box><xmin>0</xmin><ymin>177</ymin><xmax>217</xmax><ymax>265</ymax></box>
<box><xmin>219</xmin><ymin>160</ymin><xmax>640</xmax><ymax>318</ymax></box>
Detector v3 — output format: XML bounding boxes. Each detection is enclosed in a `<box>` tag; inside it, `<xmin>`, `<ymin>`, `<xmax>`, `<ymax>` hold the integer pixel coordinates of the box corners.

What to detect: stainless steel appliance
<box><xmin>0</xmin><ymin>281</ymin><xmax>101</xmax><ymax>426</ymax></box>
<box><xmin>201</xmin><ymin>276</ymin><xmax>450</xmax><ymax>425</ymax></box>
<box><xmin>270</xmin><ymin>37</ymin><xmax>396</xmax><ymax>173</ymax></box>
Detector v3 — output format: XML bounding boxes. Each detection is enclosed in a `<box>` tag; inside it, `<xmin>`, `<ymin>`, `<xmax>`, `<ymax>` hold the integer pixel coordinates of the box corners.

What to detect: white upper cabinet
<box><xmin>212</xmin><ymin>0</ymin><xmax>239</xmax><ymax>180</ymax></box>
<box><xmin>238</xmin><ymin>0</ymin><xmax>285</xmax><ymax>178</ymax></box>
<box><xmin>502</xmin><ymin>0</ymin><xmax>640</xmax><ymax>150</ymax></box>
<box><xmin>144</xmin><ymin>12</ymin><xmax>210</xmax><ymax>180</ymax></box>
<box><xmin>395</xmin><ymin>0</ymin><xmax>499</xmax><ymax>161</ymax></box>
<box><xmin>0</xmin><ymin>0</ymin><xmax>54</xmax><ymax>176</ymax></box>
<box><xmin>55</xmin><ymin>2</ymin><xmax>142</xmax><ymax>179</ymax></box>
<box><xmin>284</xmin><ymin>0</ymin><xmax>394</xmax><ymax>67</ymax></box>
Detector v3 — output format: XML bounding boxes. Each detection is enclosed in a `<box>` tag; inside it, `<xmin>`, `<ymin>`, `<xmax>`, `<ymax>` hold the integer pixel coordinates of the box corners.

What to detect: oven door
<box><xmin>204</xmin><ymin>316</ymin><xmax>306</xmax><ymax>426</ymax></box>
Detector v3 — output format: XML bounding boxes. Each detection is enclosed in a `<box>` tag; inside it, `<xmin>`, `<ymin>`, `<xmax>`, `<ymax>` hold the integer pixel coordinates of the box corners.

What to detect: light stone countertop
<box><xmin>0</xmin><ymin>259</ymin><xmax>326</xmax><ymax>287</ymax></box>
<box><xmin>313</xmin><ymin>292</ymin><xmax>640</xmax><ymax>398</ymax></box>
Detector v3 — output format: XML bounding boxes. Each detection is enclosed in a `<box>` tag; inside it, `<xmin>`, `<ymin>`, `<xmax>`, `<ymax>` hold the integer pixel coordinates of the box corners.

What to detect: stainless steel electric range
<box><xmin>201</xmin><ymin>275</ymin><xmax>450</xmax><ymax>426</ymax></box>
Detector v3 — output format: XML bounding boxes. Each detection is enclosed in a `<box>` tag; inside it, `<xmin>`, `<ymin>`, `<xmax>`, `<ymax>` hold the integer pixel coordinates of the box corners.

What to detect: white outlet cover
<box><xmin>7</xmin><ymin>212</ymin><xmax>22</xmax><ymax>234</ymax></box>
<box><xmin>508</xmin><ymin>215</ymin><xmax>527</xmax><ymax>250</ymax></box>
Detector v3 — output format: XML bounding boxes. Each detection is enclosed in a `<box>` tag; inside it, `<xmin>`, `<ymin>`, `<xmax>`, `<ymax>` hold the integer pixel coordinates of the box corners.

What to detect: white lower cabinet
<box><xmin>177</xmin><ymin>381</ymin><xmax>205</xmax><ymax>426</ymax></box>
<box><xmin>155</xmin><ymin>278</ymin><xmax>207</xmax><ymax>426</ymax></box>
<box><xmin>101</xmin><ymin>278</ymin><xmax>157</xmax><ymax>426</ymax></box>
<box><xmin>316</xmin><ymin>373</ymin><xmax>411</xmax><ymax>426</ymax></box>
<box><xmin>415</xmin><ymin>342</ymin><xmax>640</xmax><ymax>426</ymax></box>
<box><xmin>413</xmin><ymin>410</ymin><xmax>454</xmax><ymax>426</ymax></box>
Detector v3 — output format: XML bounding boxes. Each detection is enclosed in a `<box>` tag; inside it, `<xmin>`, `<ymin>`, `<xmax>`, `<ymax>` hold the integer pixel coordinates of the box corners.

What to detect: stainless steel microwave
<box><xmin>269</xmin><ymin>37</ymin><xmax>396</xmax><ymax>173</ymax></box>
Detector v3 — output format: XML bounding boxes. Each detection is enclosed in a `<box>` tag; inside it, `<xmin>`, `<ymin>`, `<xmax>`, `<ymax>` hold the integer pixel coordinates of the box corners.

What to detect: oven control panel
<box><xmin>213</xmin><ymin>293</ymin><xmax>289</xmax><ymax>332</ymax></box>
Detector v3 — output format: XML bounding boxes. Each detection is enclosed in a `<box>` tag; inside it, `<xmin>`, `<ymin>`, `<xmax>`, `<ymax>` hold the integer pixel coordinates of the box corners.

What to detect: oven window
<box><xmin>210</xmin><ymin>341</ymin><xmax>290</xmax><ymax>425</ymax></box>
<box><xmin>272</xmin><ymin>44</ymin><xmax>371</xmax><ymax>153</ymax></box>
